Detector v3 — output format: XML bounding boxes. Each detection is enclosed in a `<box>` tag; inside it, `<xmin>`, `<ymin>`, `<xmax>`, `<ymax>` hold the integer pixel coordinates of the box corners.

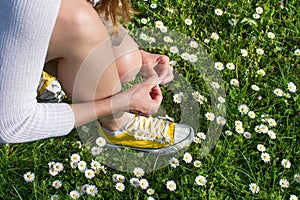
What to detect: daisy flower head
<box><xmin>195</xmin><ymin>175</ymin><xmax>207</xmax><ymax>186</ymax></box>
<box><xmin>113</xmin><ymin>174</ymin><xmax>125</xmax><ymax>183</ymax></box>
<box><xmin>184</xmin><ymin>18</ymin><xmax>192</xmax><ymax>25</ymax></box>
<box><xmin>163</xmin><ymin>36</ymin><xmax>173</xmax><ymax>43</ymax></box>
<box><xmin>261</xmin><ymin>152</ymin><xmax>271</xmax><ymax>163</ymax></box>
<box><xmin>141</xmin><ymin>18</ymin><xmax>148</xmax><ymax>24</ymax></box>
<box><xmin>295</xmin><ymin>49</ymin><xmax>300</xmax><ymax>56</ymax></box>
<box><xmin>90</xmin><ymin>160</ymin><xmax>101</xmax><ymax>171</ymax></box>
<box><xmin>189</xmin><ymin>54</ymin><xmax>198</xmax><ymax>63</ymax></box>
<box><xmin>214</xmin><ymin>62</ymin><xmax>224</xmax><ymax>71</ymax></box>
<box><xmin>256</xmin><ymin>69</ymin><xmax>266</xmax><ymax>76</ymax></box>
<box><xmin>235</xmin><ymin>126</ymin><xmax>245</xmax><ymax>134</ymax></box>
<box><xmin>249</xmin><ymin>183</ymin><xmax>259</xmax><ymax>193</ymax></box>
<box><xmin>170</xmin><ymin>46</ymin><xmax>179</xmax><ymax>54</ymax></box>
<box><xmin>78</xmin><ymin>161</ymin><xmax>87</xmax><ymax>172</ymax></box>
<box><xmin>53</xmin><ymin>162</ymin><xmax>64</xmax><ymax>172</ymax></box>
<box><xmin>281</xmin><ymin>159</ymin><xmax>291</xmax><ymax>169</ymax></box>
<box><xmin>189</xmin><ymin>41</ymin><xmax>198</xmax><ymax>48</ymax></box>
<box><xmin>169</xmin><ymin>157</ymin><xmax>179</xmax><ymax>168</ymax></box>
<box><xmin>173</xmin><ymin>93</ymin><xmax>183</xmax><ymax>103</ymax></box>
<box><xmin>260</xmin><ymin>124</ymin><xmax>269</xmax><ymax>133</ymax></box>
<box><xmin>133</xmin><ymin>167</ymin><xmax>145</xmax><ymax>177</ymax></box>
<box><xmin>192</xmin><ymin>91</ymin><xmax>207</xmax><ymax>104</ymax></box>
<box><xmin>51</xmin><ymin>195</ymin><xmax>60</xmax><ymax>200</ymax></box>
<box><xmin>267</xmin><ymin>118</ymin><xmax>277</xmax><ymax>127</ymax></box>
<box><xmin>257</xmin><ymin>144</ymin><xmax>266</xmax><ymax>152</ymax></box>
<box><xmin>81</xmin><ymin>125</ymin><xmax>89</xmax><ymax>133</ymax></box>
<box><xmin>235</xmin><ymin>120</ymin><xmax>243</xmax><ymax>127</ymax></box>
<box><xmin>241</xmin><ymin>49</ymin><xmax>248</xmax><ymax>57</ymax></box>
<box><xmin>226</xmin><ymin>63</ymin><xmax>235</xmax><ymax>70</ymax></box>
<box><xmin>166</xmin><ymin>180</ymin><xmax>177</xmax><ymax>191</ymax></box>
<box><xmin>169</xmin><ymin>60</ymin><xmax>176</xmax><ymax>67</ymax></box>
<box><xmin>197</xmin><ymin>132</ymin><xmax>206</xmax><ymax>140</ymax></box>
<box><xmin>155</xmin><ymin>21</ymin><xmax>163</xmax><ymax>28</ymax></box>
<box><xmin>90</xmin><ymin>146</ymin><xmax>102</xmax><ymax>156</ymax></box>
<box><xmin>183</xmin><ymin>152</ymin><xmax>193</xmax><ymax>163</ymax></box>
<box><xmin>193</xmin><ymin>136</ymin><xmax>200</xmax><ymax>143</ymax></box>
<box><xmin>268</xmin><ymin>130</ymin><xmax>276</xmax><ymax>139</ymax></box>
<box><xmin>225</xmin><ymin>130</ymin><xmax>233</xmax><ymax>136</ymax></box>
<box><xmin>211</xmin><ymin>32</ymin><xmax>220</xmax><ymax>40</ymax></box>
<box><xmin>267</xmin><ymin>32</ymin><xmax>275</xmax><ymax>39</ymax></box>
<box><xmin>238</xmin><ymin>104</ymin><xmax>249</xmax><ymax>114</ymax></box>
<box><xmin>294</xmin><ymin>174</ymin><xmax>300</xmax><ymax>183</ymax></box>
<box><xmin>130</xmin><ymin>178</ymin><xmax>140</xmax><ymax>187</ymax></box>
<box><xmin>216</xmin><ymin>116</ymin><xmax>226</xmax><ymax>125</ymax></box>
<box><xmin>211</xmin><ymin>81</ymin><xmax>220</xmax><ymax>89</ymax></box>
<box><xmin>243</xmin><ymin>132</ymin><xmax>252</xmax><ymax>139</ymax></box>
<box><xmin>274</xmin><ymin>88</ymin><xmax>284</xmax><ymax>97</ymax></box>
<box><xmin>256</xmin><ymin>48</ymin><xmax>264</xmax><ymax>55</ymax></box>
<box><xmin>194</xmin><ymin>160</ymin><xmax>202</xmax><ymax>168</ymax></box>
<box><xmin>214</xmin><ymin>8</ymin><xmax>223</xmax><ymax>16</ymax></box>
<box><xmin>71</xmin><ymin>153</ymin><xmax>80</xmax><ymax>163</ymax></box>
<box><xmin>205</xmin><ymin>112</ymin><xmax>215</xmax><ymax>121</ymax></box>
<box><xmin>147</xmin><ymin>37</ymin><xmax>156</xmax><ymax>44</ymax></box>
<box><xmin>70</xmin><ymin>190</ymin><xmax>80</xmax><ymax>199</ymax></box>
<box><xmin>52</xmin><ymin>180</ymin><xmax>62</xmax><ymax>189</ymax></box>
<box><xmin>148</xmin><ymin>197</ymin><xmax>155</xmax><ymax>200</ymax></box>
<box><xmin>279</xmin><ymin>179</ymin><xmax>290</xmax><ymax>188</ymax></box>
<box><xmin>256</xmin><ymin>6</ymin><xmax>264</xmax><ymax>14</ymax></box>
<box><xmin>290</xmin><ymin>195</ymin><xmax>298</xmax><ymax>200</ymax></box>
<box><xmin>288</xmin><ymin>82</ymin><xmax>297</xmax><ymax>93</ymax></box>
<box><xmin>85</xmin><ymin>169</ymin><xmax>95</xmax><ymax>179</ymax></box>
<box><xmin>150</xmin><ymin>3</ymin><xmax>157</xmax><ymax>9</ymax></box>
<box><xmin>49</xmin><ymin>168</ymin><xmax>59</xmax><ymax>176</ymax></box>
<box><xmin>139</xmin><ymin>178</ymin><xmax>149</xmax><ymax>190</ymax></box>
<box><xmin>253</xmin><ymin>13</ymin><xmax>260</xmax><ymax>19</ymax></box>
<box><xmin>181</xmin><ymin>52</ymin><xmax>190</xmax><ymax>60</ymax></box>
<box><xmin>218</xmin><ymin>96</ymin><xmax>226</xmax><ymax>103</ymax></box>
<box><xmin>140</xmin><ymin>33</ymin><xmax>148</xmax><ymax>41</ymax></box>
<box><xmin>204</xmin><ymin>38</ymin><xmax>210</xmax><ymax>43</ymax></box>
<box><xmin>147</xmin><ymin>188</ymin><xmax>155</xmax><ymax>195</ymax></box>
<box><xmin>96</xmin><ymin>137</ymin><xmax>106</xmax><ymax>147</ymax></box>
<box><xmin>251</xmin><ymin>84</ymin><xmax>260</xmax><ymax>91</ymax></box>
<box><xmin>24</xmin><ymin>172</ymin><xmax>35</xmax><ymax>182</ymax></box>
<box><xmin>248</xmin><ymin>111</ymin><xmax>256</xmax><ymax>119</ymax></box>
<box><xmin>86</xmin><ymin>185</ymin><xmax>98</xmax><ymax>196</ymax></box>
<box><xmin>115</xmin><ymin>182</ymin><xmax>125</xmax><ymax>192</ymax></box>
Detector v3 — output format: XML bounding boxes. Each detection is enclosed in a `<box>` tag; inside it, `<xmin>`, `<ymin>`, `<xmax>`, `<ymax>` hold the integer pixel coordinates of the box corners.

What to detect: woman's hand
<box><xmin>139</xmin><ymin>50</ymin><xmax>174</xmax><ymax>84</ymax></box>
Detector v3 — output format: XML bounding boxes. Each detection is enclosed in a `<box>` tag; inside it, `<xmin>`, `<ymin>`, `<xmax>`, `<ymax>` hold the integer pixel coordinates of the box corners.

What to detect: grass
<box><xmin>0</xmin><ymin>0</ymin><xmax>299</xmax><ymax>199</ymax></box>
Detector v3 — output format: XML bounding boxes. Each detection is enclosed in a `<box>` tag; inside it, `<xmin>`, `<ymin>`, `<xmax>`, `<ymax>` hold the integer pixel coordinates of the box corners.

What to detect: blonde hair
<box><xmin>88</xmin><ymin>0</ymin><xmax>134</xmax><ymax>34</ymax></box>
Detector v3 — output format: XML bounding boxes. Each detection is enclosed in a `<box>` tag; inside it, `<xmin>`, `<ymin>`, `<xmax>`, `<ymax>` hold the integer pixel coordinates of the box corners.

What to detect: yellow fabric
<box><xmin>98</xmin><ymin>122</ymin><xmax>175</xmax><ymax>149</ymax></box>
<box><xmin>38</xmin><ymin>71</ymin><xmax>57</xmax><ymax>95</ymax></box>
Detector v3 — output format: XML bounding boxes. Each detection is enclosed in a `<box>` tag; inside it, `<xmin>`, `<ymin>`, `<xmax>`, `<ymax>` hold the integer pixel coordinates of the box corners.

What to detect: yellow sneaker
<box><xmin>98</xmin><ymin>115</ymin><xmax>194</xmax><ymax>153</ymax></box>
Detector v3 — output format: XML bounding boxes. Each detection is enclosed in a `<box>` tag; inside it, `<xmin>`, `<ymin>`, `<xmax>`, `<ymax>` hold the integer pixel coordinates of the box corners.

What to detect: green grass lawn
<box><xmin>0</xmin><ymin>0</ymin><xmax>299</xmax><ymax>199</ymax></box>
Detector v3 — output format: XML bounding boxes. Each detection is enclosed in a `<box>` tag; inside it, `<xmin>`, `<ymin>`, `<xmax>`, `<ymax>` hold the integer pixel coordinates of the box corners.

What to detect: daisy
<box><xmin>256</xmin><ymin>6</ymin><xmax>264</xmax><ymax>14</ymax></box>
<box><xmin>140</xmin><ymin>33</ymin><xmax>148</xmax><ymax>41</ymax></box>
<box><xmin>24</xmin><ymin>172</ymin><xmax>35</xmax><ymax>182</ymax></box>
<box><xmin>241</xmin><ymin>49</ymin><xmax>248</xmax><ymax>57</ymax></box>
<box><xmin>205</xmin><ymin>112</ymin><xmax>215</xmax><ymax>121</ymax></box>
<box><xmin>71</xmin><ymin>153</ymin><xmax>80</xmax><ymax>162</ymax></box>
<box><xmin>50</xmin><ymin>195</ymin><xmax>60</xmax><ymax>200</ymax></box>
<box><xmin>211</xmin><ymin>32</ymin><xmax>219</xmax><ymax>40</ymax></box>
<box><xmin>295</xmin><ymin>49</ymin><xmax>300</xmax><ymax>56</ymax></box>
<box><xmin>261</xmin><ymin>152</ymin><xmax>271</xmax><ymax>163</ymax></box>
<box><xmin>288</xmin><ymin>82</ymin><xmax>297</xmax><ymax>93</ymax></box>
<box><xmin>230</xmin><ymin>79</ymin><xmax>239</xmax><ymax>86</ymax></box>
<box><xmin>243</xmin><ymin>132</ymin><xmax>252</xmax><ymax>139</ymax></box>
<box><xmin>235</xmin><ymin>120</ymin><xmax>243</xmax><ymax>127</ymax></box>
<box><xmin>238</xmin><ymin>104</ymin><xmax>249</xmax><ymax>114</ymax></box>
<box><xmin>294</xmin><ymin>174</ymin><xmax>300</xmax><ymax>183</ymax></box>
<box><xmin>95</xmin><ymin>137</ymin><xmax>106</xmax><ymax>147</ymax></box>
<box><xmin>150</xmin><ymin>3</ymin><xmax>157</xmax><ymax>9</ymax></box>
<box><xmin>141</xmin><ymin>18</ymin><xmax>147</xmax><ymax>24</ymax></box>
<box><xmin>218</xmin><ymin>96</ymin><xmax>226</xmax><ymax>103</ymax></box>
<box><xmin>52</xmin><ymin>180</ymin><xmax>62</xmax><ymax>189</ymax></box>
<box><xmin>267</xmin><ymin>118</ymin><xmax>277</xmax><ymax>127</ymax></box>
<box><xmin>75</xmin><ymin>141</ymin><xmax>82</xmax><ymax>149</ymax></box>
<box><xmin>279</xmin><ymin>179</ymin><xmax>290</xmax><ymax>188</ymax></box>
<box><xmin>155</xmin><ymin>21</ymin><xmax>164</xmax><ymax>28</ymax></box>
<box><xmin>86</xmin><ymin>185</ymin><xmax>98</xmax><ymax>196</ymax></box>
<box><xmin>133</xmin><ymin>167</ymin><xmax>145</xmax><ymax>178</ymax></box>
<box><xmin>251</xmin><ymin>84</ymin><xmax>260</xmax><ymax>91</ymax></box>
<box><xmin>249</xmin><ymin>183</ymin><xmax>259</xmax><ymax>193</ymax></box>
<box><xmin>49</xmin><ymin>168</ymin><xmax>58</xmax><ymax>176</ymax></box>
<box><xmin>195</xmin><ymin>175</ymin><xmax>207</xmax><ymax>186</ymax></box>
<box><xmin>260</xmin><ymin>124</ymin><xmax>269</xmax><ymax>133</ymax></box>
<box><xmin>113</xmin><ymin>174</ymin><xmax>125</xmax><ymax>183</ymax></box>
<box><xmin>216</xmin><ymin>116</ymin><xmax>226</xmax><ymax>125</ymax></box>
<box><xmin>147</xmin><ymin>37</ymin><xmax>156</xmax><ymax>44</ymax></box>
<box><xmin>163</xmin><ymin>36</ymin><xmax>173</xmax><ymax>43</ymax></box>
<box><xmin>53</xmin><ymin>162</ymin><xmax>64</xmax><ymax>172</ymax></box>
<box><xmin>169</xmin><ymin>60</ymin><xmax>176</xmax><ymax>67</ymax></box>
<box><xmin>248</xmin><ymin>111</ymin><xmax>256</xmax><ymax>119</ymax></box>
<box><xmin>235</xmin><ymin>126</ymin><xmax>245</xmax><ymax>134</ymax></box>
<box><xmin>181</xmin><ymin>52</ymin><xmax>190</xmax><ymax>60</ymax></box>
<box><xmin>254</xmin><ymin>125</ymin><xmax>262</xmax><ymax>133</ymax></box>
<box><xmin>192</xmin><ymin>91</ymin><xmax>207</xmax><ymax>104</ymax></box>
<box><xmin>115</xmin><ymin>182</ymin><xmax>125</xmax><ymax>192</ymax></box>
<box><xmin>274</xmin><ymin>88</ymin><xmax>284</xmax><ymax>96</ymax></box>
<box><xmin>257</xmin><ymin>144</ymin><xmax>266</xmax><ymax>152</ymax></box>
<box><xmin>70</xmin><ymin>161</ymin><xmax>78</xmax><ymax>169</ymax></box>
<box><xmin>130</xmin><ymin>178</ymin><xmax>140</xmax><ymax>187</ymax></box>
<box><xmin>214</xmin><ymin>8</ymin><xmax>223</xmax><ymax>16</ymax></box>
<box><xmin>183</xmin><ymin>152</ymin><xmax>193</xmax><ymax>163</ymax></box>
<box><xmin>170</xmin><ymin>46</ymin><xmax>179</xmax><ymax>54</ymax></box>
<box><xmin>85</xmin><ymin>169</ymin><xmax>95</xmax><ymax>179</ymax></box>
<box><xmin>189</xmin><ymin>54</ymin><xmax>198</xmax><ymax>62</ymax></box>
<box><xmin>81</xmin><ymin>125</ymin><xmax>89</xmax><ymax>133</ymax></box>
<box><xmin>193</xmin><ymin>136</ymin><xmax>200</xmax><ymax>143</ymax></box>
<box><xmin>211</xmin><ymin>81</ymin><xmax>220</xmax><ymax>89</ymax></box>
<box><xmin>290</xmin><ymin>195</ymin><xmax>298</xmax><ymax>200</ymax></box>
<box><xmin>139</xmin><ymin>178</ymin><xmax>149</xmax><ymax>190</ymax></box>
<box><xmin>91</xmin><ymin>146</ymin><xmax>102</xmax><ymax>156</ymax></box>
<box><xmin>184</xmin><ymin>18</ymin><xmax>192</xmax><ymax>25</ymax></box>
<box><xmin>268</xmin><ymin>130</ymin><xmax>276</xmax><ymax>139</ymax></box>
<box><xmin>214</xmin><ymin>62</ymin><xmax>224</xmax><ymax>71</ymax></box>
<box><xmin>90</xmin><ymin>160</ymin><xmax>101</xmax><ymax>171</ymax></box>
<box><xmin>173</xmin><ymin>93</ymin><xmax>183</xmax><ymax>103</ymax></box>
<box><xmin>281</xmin><ymin>159</ymin><xmax>291</xmax><ymax>169</ymax></box>
<box><xmin>225</xmin><ymin>130</ymin><xmax>233</xmax><ymax>136</ymax></box>
<box><xmin>147</xmin><ymin>188</ymin><xmax>155</xmax><ymax>195</ymax></box>
<box><xmin>148</xmin><ymin>197</ymin><xmax>155</xmax><ymax>200</ymax></box>
<box><xmin>193</xmin><ymin>160</ymin><xmax>202</xmax><ymax>168</ymax></box>
<box><xmin>189</xmin><ymin>41</ymin><xmax>198</xmax><ymax>48</ymax></box>
<box><xmin>256</xmin><ymin>69</ymin><xmax>266</xmax><ymax>76</ymax></box>
<box><xmin>267</xmin><ymin>32</ymin><xmax>275</xmax><ymax>39</ymax></box>
<box><xmin>78</xmin><ymin>161</ymin><xmax>87</xmax><ymax>172</ymax></box>
<box><xmin>204</xmin><ymin>39</ymin><xmax>210</xmax><ymax>43</ymax></box>
<box><xmin>253</xmin><ymin>13</ymin><xmax>260</xmax><ymax>19</ymax></box>
<box><xmin>197</xmin><ymin>132</ymin><xmax>206</xmax><ymax>140</ymax></box>
<box><xmin>70</xmin><ymin>190</ymin><xmax>80</xmax><ymax>199</ymax></box>
<box><xmin>169</xmin><ymin>157</ymin><xmax>179</xmax><ymax>168</ymax></box>
<box><xmin>256</xmin><ymin>48</ymin><xmax>264</xmax><ymax>55</ymax></box>
<box><xmin>226</xmin><ymin>63</ymin><xmax>235</xmax><ymax>70</ymax></box>
<box><xmin>166</xmin><ymin>180</ymin><xmax>177</xmax><ymax>191</ymax></box>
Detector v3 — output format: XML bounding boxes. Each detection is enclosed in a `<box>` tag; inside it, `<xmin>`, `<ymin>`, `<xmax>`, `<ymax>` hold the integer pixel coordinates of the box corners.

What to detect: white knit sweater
<box><xmin>0</xmin><ymin>0</ymin><xmax>75</xmax><ymax>143</ymax></box>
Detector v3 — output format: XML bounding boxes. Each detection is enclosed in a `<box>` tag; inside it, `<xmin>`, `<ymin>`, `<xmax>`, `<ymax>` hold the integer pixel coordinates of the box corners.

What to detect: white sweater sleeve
<box><xmin>0</xmin><ymin>0</ymin><xmax>75</xmax><ymax>143</ymax></box>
